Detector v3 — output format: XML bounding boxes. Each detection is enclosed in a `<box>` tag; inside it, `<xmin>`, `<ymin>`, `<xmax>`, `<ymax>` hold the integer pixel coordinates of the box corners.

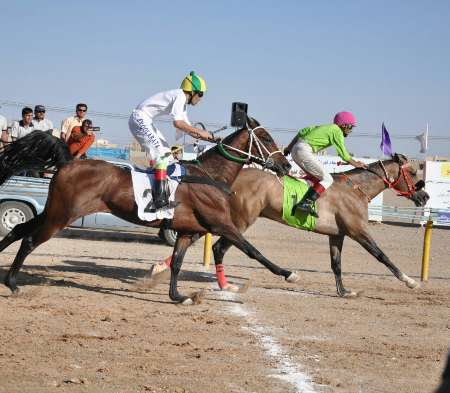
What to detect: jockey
<box><xmin>284</xmin><ymin>111</ymin><xmax>367</xmax><ymax>217</ymax></box>
<box><xmin>129</xmin><ymin>71</ymin><xmax>214</xmax><ymax>209</ymax></box>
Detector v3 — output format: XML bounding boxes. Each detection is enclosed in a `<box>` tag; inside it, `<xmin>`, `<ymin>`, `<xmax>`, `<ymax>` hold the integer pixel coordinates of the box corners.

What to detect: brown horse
<box><xmin>152</xmin><ymin>155</ymin><xmax>429</xmax><ymax>296</ymax></box>
<box><xmin>0</xmin><ymin>117</ymin><xmax>295</xmax><ymax>304</ymax></box>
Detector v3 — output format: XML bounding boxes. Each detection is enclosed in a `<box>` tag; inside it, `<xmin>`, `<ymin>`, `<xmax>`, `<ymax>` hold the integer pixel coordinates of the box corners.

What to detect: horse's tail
<box><xmin>0</xmin><ymin>130</ymin><xmax>73</xmax><ymax>185</ymax></box>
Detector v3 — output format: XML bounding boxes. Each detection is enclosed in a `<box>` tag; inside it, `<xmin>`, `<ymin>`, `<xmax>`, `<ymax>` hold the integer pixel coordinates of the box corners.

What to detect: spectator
<box><xmin>10</xmin><ymin>107</ymin><xmax>35</xmax><ymax>141</ymax></box>
<box><xmin>67</xmin><ymin>119</ymin><xmax>96</xmax><ymax>159</ymax></box>
<box><xmin>171</xmin><ymin>145</ymin><xmax>183</xmax><ymax>161</ymax></box>
<box><xmin>0</xmin><ymin>106</ymin><xmax>8</xmax><ymax>144</ymax></box>
<box><xmin>61</xmin><ymin>103</ymin><xmax>88</xmax><ymax>141</ymax></box>
<box><xmin>32</xmin><ymin>105</ymin><xmax>54</xmax><ymax>132</ymax></box>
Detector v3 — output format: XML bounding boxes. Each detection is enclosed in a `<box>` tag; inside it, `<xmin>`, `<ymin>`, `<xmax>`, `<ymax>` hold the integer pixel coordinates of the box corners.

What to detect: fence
<box><xmin>368</xmin><ymin>205</ymin><xmax>450</xmax><ymax>227</ymax></box>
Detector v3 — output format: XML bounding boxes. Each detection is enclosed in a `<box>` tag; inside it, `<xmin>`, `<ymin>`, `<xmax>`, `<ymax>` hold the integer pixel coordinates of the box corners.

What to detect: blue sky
<box><xmin>1</xmin><ymin>0</ymin><xmax>450</xmax><ymax>157</ymax></box>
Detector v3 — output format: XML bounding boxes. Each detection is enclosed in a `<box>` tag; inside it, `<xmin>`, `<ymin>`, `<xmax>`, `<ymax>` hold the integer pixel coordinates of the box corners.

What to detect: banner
<box><xmin>425</xmin><ymin>161</ymin><xmax>450</xmax><ymax>226</ymax></box>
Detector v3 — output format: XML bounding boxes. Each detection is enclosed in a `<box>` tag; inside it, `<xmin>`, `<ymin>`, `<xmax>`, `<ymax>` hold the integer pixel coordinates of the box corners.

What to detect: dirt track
<box><xmin>0</xmin><ymin>220</ymin><xmax>449</xmax><ymax>393</ymax></box>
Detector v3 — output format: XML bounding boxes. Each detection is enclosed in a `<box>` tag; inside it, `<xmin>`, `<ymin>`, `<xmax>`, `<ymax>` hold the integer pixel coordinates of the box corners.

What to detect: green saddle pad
<box><xmin>282</xmin><ymin>176</ymin><xmax>317</xmax><ymax>231</ymax></box>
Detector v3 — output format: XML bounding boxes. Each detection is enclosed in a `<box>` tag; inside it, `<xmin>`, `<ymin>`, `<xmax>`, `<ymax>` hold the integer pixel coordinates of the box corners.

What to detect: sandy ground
<box><xmin>0</xmin><ymin>220</ymin><xmax>449</xmax><ymax>393</ymax></box>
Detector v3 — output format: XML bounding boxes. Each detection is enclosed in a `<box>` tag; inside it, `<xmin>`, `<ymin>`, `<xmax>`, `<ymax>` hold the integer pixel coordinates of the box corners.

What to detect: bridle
<box><xmin>217</xmin><ymin>125</ymin><xmax>283</xmax><ymax>169</ymax></box>
<box><xmin>340</xmin><ymin>159</ymin><xmax>417</xmax><ymax>202</ymax></box>
<box><xmin>377</xmin><ymin>160</ymin><xmax>417</xmax><ymax>197</ymax></box>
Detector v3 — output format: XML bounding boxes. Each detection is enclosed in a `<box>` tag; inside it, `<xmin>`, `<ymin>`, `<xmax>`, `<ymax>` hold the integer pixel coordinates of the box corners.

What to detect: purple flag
<box><xmin>380</xmin><ymin>122</ymin><xmax>393</xmax><ymax>157</ymax></box>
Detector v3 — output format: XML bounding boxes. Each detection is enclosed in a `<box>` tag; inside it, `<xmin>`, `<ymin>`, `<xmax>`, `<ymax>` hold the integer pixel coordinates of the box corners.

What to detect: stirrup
<box><xmin>149</xmin><ymin>200</ymin><xmax>179</xmax><ymax>212</ymax></box>
<box><xmin>291</xmin><ymin>202</ymin><xmax>319</xmax><ymax>218</ymax></box>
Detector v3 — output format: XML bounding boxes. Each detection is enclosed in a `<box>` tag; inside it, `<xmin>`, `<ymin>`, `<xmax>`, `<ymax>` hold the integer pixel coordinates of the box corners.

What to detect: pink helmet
<box><xmin>333</xmin><ymin>111</ymin><xmax>356</xmax><ymax>127</ymax></box>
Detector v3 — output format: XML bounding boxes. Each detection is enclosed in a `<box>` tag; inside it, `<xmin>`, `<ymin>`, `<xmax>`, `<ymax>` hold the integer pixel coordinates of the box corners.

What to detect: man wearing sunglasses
<box><xmin>128</xmin><ymin>71</ymin><xmax>214</xmax><ymax>210</ymax></box>
<box><xmin>32</xmin><ymin>105</ymin><xmax>54</xmax><ymax>133</ymax></box>
<box><xmin>284</xmin><ymin>111</ymin><xmax>366</xmax><ymax>217</ymax></box>
<box><xmin>61</xmin><ymin>103</ymin><xmax>88</xmax><ymax>141</ymax></box>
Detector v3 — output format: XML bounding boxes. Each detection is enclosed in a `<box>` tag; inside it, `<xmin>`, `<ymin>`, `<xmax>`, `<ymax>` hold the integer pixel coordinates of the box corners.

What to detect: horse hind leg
<box><xmin>218</xmin><ymin>226</ymin><xmax>298</xmax><ymax>283</ymax></box>
<box><xmin>0</xmin><ymin>215</ymin><xmax>42</xmax><ymax>253</ymax></box>
<box><xmin>4</xmin><ymin>216</ymin><xmax>65</xmax><ymax>294</ymax></box>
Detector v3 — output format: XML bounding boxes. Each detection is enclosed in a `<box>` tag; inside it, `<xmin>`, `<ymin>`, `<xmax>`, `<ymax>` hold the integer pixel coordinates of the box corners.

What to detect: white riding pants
<box><xmin>291</xmin><ymin>140</ymin><xmax>334</xmax><ymax>189</ymax></box>
<box><xmin>128</xmin><ymin>110</ymin><xmax>170</xmax><ymax>164</ymax></box>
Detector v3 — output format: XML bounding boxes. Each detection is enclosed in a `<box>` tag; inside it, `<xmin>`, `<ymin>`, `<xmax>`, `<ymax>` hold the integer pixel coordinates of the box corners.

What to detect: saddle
<box><xmin>134</xmin><ymin>162</ymin><xmax>233</xmax><ymax>196</ymax></box>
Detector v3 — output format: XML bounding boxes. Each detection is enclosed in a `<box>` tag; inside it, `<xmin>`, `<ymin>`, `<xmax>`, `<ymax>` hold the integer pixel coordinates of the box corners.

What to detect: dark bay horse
<box><xmin>0</xmin><ymin>117</ymin><xmax>295</xmax><ymax>304</ymax></box>
<box><xmin>152</xmin><ymin>154</ymin><xmax>429</xmax><ymax>296</ymax></box>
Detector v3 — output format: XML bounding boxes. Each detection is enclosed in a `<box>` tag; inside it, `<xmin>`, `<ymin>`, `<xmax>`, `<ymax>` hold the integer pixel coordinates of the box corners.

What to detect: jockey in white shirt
<box><xmin>128</xmin><ymin>71</ymin><xmax>214</xmax><ymax>209</ymax></box>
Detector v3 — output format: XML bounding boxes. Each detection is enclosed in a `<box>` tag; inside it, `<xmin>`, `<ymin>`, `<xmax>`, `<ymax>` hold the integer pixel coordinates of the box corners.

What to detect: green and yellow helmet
<box><xmin>180</xmin><ymin>71</ymin><xmax>207</xmax><ymax>93</ymax></box>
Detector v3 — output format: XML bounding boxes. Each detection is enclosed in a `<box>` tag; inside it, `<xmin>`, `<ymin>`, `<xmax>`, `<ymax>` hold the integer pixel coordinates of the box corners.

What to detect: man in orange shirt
<box><xmin>67</xmin><ymin>119</ymin><xmax>95</xmax><ymax>159</ymax></box>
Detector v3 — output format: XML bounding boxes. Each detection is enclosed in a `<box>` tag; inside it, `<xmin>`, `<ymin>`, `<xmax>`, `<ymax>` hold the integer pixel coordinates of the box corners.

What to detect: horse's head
<box><xmin>242</xmin><ymin>116</ymin><xmax>291</xmax><ymax>176</ymax></box>
<box><xmin>390</xmin><ymin>153</ymin><xmax>429</xmax><ymax>207</ymax></box>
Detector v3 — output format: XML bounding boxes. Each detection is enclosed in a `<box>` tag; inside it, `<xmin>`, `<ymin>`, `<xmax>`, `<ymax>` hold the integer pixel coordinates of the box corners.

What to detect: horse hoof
<box><xmin>147</xmin><ymin>262</ymin><xmax>169</xmax><ymax>278</ymax></box>
<box><xmin>286</xmin><ymin>272</ymin><xmax>300</xmax><ymax>283</ymax></box>
<box><xmin>222</xmin><ymin>283</ymin><xmax>240</xmax><ymax>293</ymax></box>
<box><xmin>11</xmin><ymin>288</ymin><xmax>21</xmax><ymax>297</ymax></box>
<box><xmin>343</xmin><ymin>290</ymin><xmax>358</xmax><ymax>298</ymax></box>
<box><xmin>406</xmin><ymin>279</ymin><xmax>420</xmax><ymax>289</ymax></box>
<box><xmin>181</xmin><ymin>298</ymin><xmax>194</xmax><ymax>306</ymax></box>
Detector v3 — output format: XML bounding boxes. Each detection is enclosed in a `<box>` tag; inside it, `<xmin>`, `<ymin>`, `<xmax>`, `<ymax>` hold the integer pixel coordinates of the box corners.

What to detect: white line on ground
<box><xmin>218</xmin><ymin>291</ymin><xmax>320</xmax><ymax>393</ymax></box>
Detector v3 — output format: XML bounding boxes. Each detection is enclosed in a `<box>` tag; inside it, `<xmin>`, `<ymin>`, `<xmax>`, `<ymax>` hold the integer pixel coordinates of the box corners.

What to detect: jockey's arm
<box><xmin>173</xmin><ymin>120</ymin><xmax>213</xmax><ymax>141</ymax></box>
<box><xmin>347</xmin><ymin>158</ymin><xmax>367</xmax><ymax>169</ymax></box>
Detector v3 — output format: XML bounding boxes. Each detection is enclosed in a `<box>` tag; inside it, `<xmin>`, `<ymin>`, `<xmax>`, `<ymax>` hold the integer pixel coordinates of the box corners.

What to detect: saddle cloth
<box><xmin>282</xmin><ymin>175</ymin><xmax>317</xmax><ymax>231</ymax></box>
<box><xmin>131</xmin><ymin>163</ymin><xmax>185</xmax><ymax>221</ymax></box>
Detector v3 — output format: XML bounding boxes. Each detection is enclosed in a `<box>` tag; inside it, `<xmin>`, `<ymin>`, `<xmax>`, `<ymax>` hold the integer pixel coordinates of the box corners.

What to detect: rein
<box><xmin>340</xmin><ymin>160</ymin><xmax>417</xmax><ymax>201</ymax></box>
<box><xmin>217</xmin><ymin>126</ymin><xmax>282</xmax><ymax>168</ymax></box>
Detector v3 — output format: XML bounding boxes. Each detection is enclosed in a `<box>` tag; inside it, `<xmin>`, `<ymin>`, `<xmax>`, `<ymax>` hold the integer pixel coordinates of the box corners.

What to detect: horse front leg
<box><xmin>329</xmin><ymin>235</ymin><xmax>356</xmax><ymax>297</ymax></box>
<box><xmin>212</xmin><ymin>237</ymin><xmax>248</xmax><ymax>293</ymax></box>
<box><xmin>168</xmin><ymin>234</ymin><xmax>199</xmax><ymax>305</ymax></box>
<box><xmin>354</xmin><ymin>230</ymin><xmax>419</xmax><ymax>290</ymax></box>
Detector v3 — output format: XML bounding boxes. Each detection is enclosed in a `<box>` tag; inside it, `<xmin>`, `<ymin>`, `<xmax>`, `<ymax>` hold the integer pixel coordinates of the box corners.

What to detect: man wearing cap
<box><xmin>0</xmin><ymin>107</ymin><xmax>8</xmax><ymax>145</ymax></box>
<box><xmin>32</xmin><ymin>105</ymin><xmax>54</xmax><ymax>132</ymax></box>
<box><xmin>61</xmin><ymin>103</ymin><xmax>88</xmax><ymax>141</ymax></box>
<box><xmin>128</xmin><ymin>71</ymin><xmax>213</xmax><ymax>209</ymax></box>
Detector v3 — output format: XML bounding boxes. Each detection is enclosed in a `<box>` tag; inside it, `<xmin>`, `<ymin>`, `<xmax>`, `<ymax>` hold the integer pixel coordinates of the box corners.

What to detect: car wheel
<box><xmin>160</xmin><ymin>228</ymin><xmax>177</xmax><ymax>247</ymax></box>
<box><xmin>0</xmin><ymin>201</ymin><xmax>34</xmax><ymax>236</ymax></box>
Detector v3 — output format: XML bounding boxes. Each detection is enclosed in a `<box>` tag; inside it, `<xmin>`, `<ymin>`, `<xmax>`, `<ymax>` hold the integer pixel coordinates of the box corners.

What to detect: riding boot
<box><xmin>152</xmin><ymin>176</ymin><xmax>170</xmax><ymax>209</ymax></box>
<box><xmin>291</xmin><ymin>187</ymin><xmax>321</xmax><ymax>217</ymax></box>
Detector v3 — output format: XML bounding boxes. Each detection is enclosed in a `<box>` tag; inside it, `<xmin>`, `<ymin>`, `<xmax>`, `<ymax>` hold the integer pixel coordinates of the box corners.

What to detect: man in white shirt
<box><xmin>0</xmin><ymin>108</ymin><xmax>8</xmax><ymax>144</ymax></box>
<box><xmin>128</xmin><ymin>71</ymin><xmax>214</xmax><ymax>210</ymax></box>
<box><xmin>33</xmin><ymin>105</ymin><xmax>54</xmax><ymax>132</ymax></box>
<box><xmin>11</xmin><ymin>107</ymin><xmax>35</xmax><ymax>141</ymax></box>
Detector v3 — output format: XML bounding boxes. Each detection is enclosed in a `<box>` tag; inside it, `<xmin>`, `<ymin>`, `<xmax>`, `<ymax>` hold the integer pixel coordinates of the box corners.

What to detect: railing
<box><xmin>368</xmin><ymin>205</ymin><xmax>450</xmax><ymax>226</ymax></box>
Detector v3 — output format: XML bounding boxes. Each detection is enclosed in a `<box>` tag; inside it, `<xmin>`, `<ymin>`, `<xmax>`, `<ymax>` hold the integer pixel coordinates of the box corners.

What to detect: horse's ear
<box><xmin>246</xmin><ymin>116</ymin><xmax>260</xmax><ymax>129</ymax></box>
<box><xmin>393</xmin><ymin>153</ymin><xmax>407</xmax><ymax>164</ymax></box>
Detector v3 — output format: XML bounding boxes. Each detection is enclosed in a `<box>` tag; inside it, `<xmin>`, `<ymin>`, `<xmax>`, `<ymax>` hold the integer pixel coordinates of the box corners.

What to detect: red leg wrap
<box><xmin>215</xmin><ymin>264</ymin><xmax>228</xmax><ymax>289</ymax></box>
<box><xmin>164</xmin><ymin>256</ymin><xmax>172</xmax><ymax>268</ymax></box>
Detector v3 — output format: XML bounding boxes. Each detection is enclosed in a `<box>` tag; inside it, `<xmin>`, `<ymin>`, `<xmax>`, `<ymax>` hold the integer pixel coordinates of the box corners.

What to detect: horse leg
<box><xmin>329</xmin><ymin>235</ymin><xmax>356</xmax><ymax>297</ymax></box>
<box><xmin>4</xmin><ymin>217</ymin><xmax>66</xmax><ymax>293</ymax></box>
<box><xmin>169</xmin><ymin>234</ymin><xmax>196</xmax><ymax>304</ymax></box>
<box><xmin>212</xmin><ymin>237</ymin><xmax>246</xmax><ymax>292</ymax></box>
<box><xmin>219</xmin><ymin>226</ymin><xmax>298</xmax><ymax>283</ymax></box>
<box><xmin>0</xmin><ymin>215</ymin><xmax>42</xmax><ymax>253</ymax></box>
<box><xmin>354</xmin><ymin>230</ymin><xmax>419</xmax><ymax>290</ymax></box>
